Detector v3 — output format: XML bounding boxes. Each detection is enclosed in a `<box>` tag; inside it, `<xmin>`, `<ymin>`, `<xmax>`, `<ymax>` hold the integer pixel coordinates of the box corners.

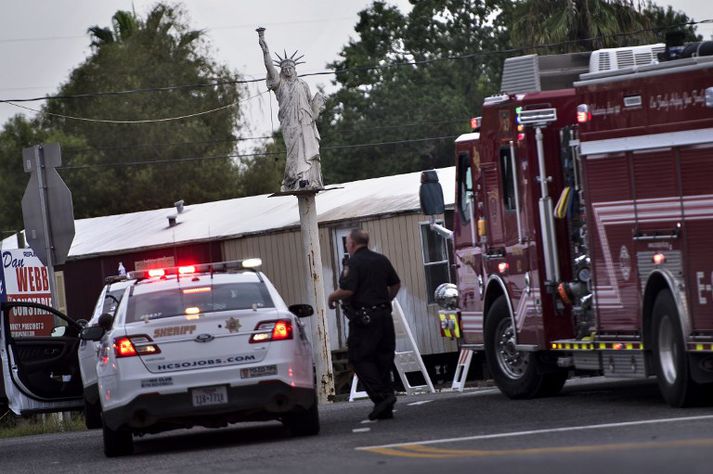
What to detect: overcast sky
<box><xmin>1</xmin><ymin>0</ymin><xmax>711</xmax><ymax>141</ymax></box>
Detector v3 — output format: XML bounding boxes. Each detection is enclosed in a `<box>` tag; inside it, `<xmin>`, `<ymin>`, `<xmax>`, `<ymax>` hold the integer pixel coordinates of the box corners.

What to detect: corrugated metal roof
<box><xmin>2</xmin><ymin>167</ymin><xmax>455</xmax><ymax>260</ymax></box>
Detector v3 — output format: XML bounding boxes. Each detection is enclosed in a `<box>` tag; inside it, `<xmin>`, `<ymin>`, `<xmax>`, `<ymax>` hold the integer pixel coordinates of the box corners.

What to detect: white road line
<box><xmin>353</xmin><ymin>428</ymin><xmax>371</xmax><ymax>433</ymax></box>
<box><xmin>407</xmin><ymin>400</ymin><xmax>433</xmax><ymax>406</ymax></box>
<box><xmin>458</xmin><ymin>388</ymin><xmax>499</xmax><ymax>396</ymax></box>
<box><xmin>356</xmin><ymin>414</ymin><xmax>713</xmax><ymax>450</ymax></box>
<box><xmin>361</xmin><ymin>419</ymin><xmax>377</xmax><ymax>424</ymax></box>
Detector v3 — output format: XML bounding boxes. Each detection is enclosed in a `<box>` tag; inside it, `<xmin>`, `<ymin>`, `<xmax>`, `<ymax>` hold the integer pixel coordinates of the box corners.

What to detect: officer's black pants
<box><xmin>347</xmin><ymin>309</ymin><xmax>395</xmax><ymax>404</ymax></box>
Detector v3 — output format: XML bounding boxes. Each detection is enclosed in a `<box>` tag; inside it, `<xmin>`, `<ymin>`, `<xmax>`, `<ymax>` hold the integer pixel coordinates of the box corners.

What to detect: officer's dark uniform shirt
<box><xmin>340</xmin><ymin>247</ymin><xmax>400</xmax><ymax>308</ymax></box>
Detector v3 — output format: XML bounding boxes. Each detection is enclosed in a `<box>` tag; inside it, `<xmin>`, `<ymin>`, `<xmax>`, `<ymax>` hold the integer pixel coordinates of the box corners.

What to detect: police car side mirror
<box><xmin>420</xmin><ymin>170</ymin><xmax>445</xmax><ymax>216</ymax></box>
<box><xmin>289</xmin><ymin>304</ymin><xmax>314</xmax><ymax>318</ymax></box>
<box><xmin>97</xmin><ymin>312</ymin><xmax>114</xmax><ymax>331</ymax></box>
<box><xmin>80</xmin><ymin>325</ymin><xmax>105</xmax><ymax>342</ymax></box>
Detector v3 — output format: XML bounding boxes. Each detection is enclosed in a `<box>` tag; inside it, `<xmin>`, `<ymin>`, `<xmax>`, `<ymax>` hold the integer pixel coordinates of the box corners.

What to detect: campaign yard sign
<box><xmin>0</xmin><ymin>248</ymin><xmax>54</xmax><ymax>336</ymax></box>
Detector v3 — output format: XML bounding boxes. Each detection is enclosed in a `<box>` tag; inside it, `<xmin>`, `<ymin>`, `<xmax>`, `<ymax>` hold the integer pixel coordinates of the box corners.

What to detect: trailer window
<box><xmin>457</xmin><ymin>152</ymin><xmax>474</xmax><ymax>223</ymax></box>
<box><xmin>420</xmin><ymin>222</ymin><xmax>451</xmax><ymax>304</ymax></box>
<box><xmin>500</xmin><ymin>147</ymin><xmax>516</xmax><ymax>211</ymax></box>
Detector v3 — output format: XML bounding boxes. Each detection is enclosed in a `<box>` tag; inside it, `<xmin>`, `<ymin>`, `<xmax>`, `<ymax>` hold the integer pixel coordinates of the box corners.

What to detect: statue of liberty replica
<box><xmin>257</xmin><ymin>27</ymin><xmax>325</xmax><ymax>192</ymax></box>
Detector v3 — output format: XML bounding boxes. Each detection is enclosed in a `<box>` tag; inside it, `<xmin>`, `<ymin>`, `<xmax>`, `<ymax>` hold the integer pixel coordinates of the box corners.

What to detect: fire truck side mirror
<box><xmin>420</xmin><ymin>170</ymin><xmax>445</xmax><ymax>216</ymax></box>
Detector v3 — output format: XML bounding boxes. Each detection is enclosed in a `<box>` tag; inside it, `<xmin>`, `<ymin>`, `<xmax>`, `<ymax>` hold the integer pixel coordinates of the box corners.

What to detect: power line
<box><xmin>59</xmin><ymin>118</ymin><xmax>468</xmax><ymax>155</ymax></box>
<box><xmin>58</xmin><ymin>135</ymin><xmax>459</xmax><ymax>170</ymax></box>
<box><xmin>4</xmin><ymin>90</ymin><xmax>267</xmax><ymax>124</ymax></box>
<box><xmin>0</xmin><ymin>17</ymin><xmax>357</xmax><ymax>44</ymax></box>
<box><xmin>0</xmin><ymin>79</ymin><xmax>256</xmax><ymax>104</ymax></box>
<box><xmin>62</xmin><ymin>135</ymin><xmax>274</xmax><ymax>154</ymax></box>
<box><xmin>2</xmin><ymin>18</ymin><xmax>709</xmax><ymax>105</ymax></box>
<box><xmin>0</xmin><ymin>34</ymin><xmax>86</xmax><ymax>44</ymax></box>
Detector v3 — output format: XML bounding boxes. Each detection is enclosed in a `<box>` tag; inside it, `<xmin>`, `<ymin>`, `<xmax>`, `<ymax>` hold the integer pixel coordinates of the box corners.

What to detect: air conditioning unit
<box><xmin>589</xmin><ymin>43</ymin><xmax>665</xmax><ymax>73</ymax></box>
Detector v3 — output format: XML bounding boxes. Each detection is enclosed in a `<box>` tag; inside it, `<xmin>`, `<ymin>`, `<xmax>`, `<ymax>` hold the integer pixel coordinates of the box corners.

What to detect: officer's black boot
<box><xmin>368</xmin><ymin>393</ymin><xmax>396</xmax><ymax>420</ymax></box>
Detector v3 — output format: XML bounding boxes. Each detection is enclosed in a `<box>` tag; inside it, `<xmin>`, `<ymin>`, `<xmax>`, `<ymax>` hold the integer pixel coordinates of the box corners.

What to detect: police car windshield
<box><xmin>126</xmin><ymin>282</ymin><xmax>274</xmax><ymax>322</ymax></box>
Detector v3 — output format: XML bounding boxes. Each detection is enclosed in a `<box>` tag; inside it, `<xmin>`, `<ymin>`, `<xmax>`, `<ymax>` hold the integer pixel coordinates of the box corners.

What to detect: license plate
<box><xmin>240</xmin><ymin>365</ymin><xmax>278</xmax><ymax>378</ymax></box>
<box><xmin>191</xmin><ymin>386</ymin><xmax>228</xmax><ymax>407</ymax></box>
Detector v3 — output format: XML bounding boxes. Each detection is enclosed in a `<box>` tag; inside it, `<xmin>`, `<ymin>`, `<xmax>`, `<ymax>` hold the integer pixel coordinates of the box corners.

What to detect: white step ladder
<box><xmin>349</xmin><ymin>299</ymin><xmax>435</xmax><ymax>401</ymax></box>
<box><xmin>451</xmin><ymin>348</ymin><xmax>474</xmax><ymax>392</ymax></box>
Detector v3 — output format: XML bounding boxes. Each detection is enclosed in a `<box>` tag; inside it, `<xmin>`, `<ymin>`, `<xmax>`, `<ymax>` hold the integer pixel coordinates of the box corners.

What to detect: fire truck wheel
<box><xmin>652</xmin><ymin>289</ymin><xmax>704</xmax><ymax>407</ymax></box>
<box><xmin>485</xmin><ymin>296</ymin><xmax>548</xmax><ymax>399</ymax></box>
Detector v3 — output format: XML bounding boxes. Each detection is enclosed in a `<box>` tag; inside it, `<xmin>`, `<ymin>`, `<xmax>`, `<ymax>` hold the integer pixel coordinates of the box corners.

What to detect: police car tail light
<box><xmin>114</xmin><ymin>335</ymin><xmax>161</xmax><ymax>357</ymax></box>
<box><xmin>249</xmin><ymin>320</ymin><xmax>293</xmax><ymax>343</ymax></box>
<box><xmin>114</xmin><ymin>337</ymin><xmax>138</xmax><ymax>358</ymax></box>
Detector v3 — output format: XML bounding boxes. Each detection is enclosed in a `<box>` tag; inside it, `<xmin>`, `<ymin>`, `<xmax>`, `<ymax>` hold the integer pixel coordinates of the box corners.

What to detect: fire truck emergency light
<box><xmin>518</xmin><ymin>107</ymin><xmax>557</xmax><ymax>125</ymax></box>
<box><xmin>577</xmin><ymin>104</ymin><xmax>592</xmax><ymax>123</ymax></box>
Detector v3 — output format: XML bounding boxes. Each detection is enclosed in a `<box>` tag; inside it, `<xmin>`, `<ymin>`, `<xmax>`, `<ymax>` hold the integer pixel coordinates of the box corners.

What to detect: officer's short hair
<box><xmin>349</xmin><ymin>228</ymin><xmax>369</xmax><ymax>246</ymax></box>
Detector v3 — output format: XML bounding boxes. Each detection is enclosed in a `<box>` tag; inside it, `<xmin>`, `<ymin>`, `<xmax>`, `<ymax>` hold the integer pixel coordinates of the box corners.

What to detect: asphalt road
<box><xmin>2</xmin><ymin>377</ymin><xmax>713</xmax><ymax>473</ymax></box>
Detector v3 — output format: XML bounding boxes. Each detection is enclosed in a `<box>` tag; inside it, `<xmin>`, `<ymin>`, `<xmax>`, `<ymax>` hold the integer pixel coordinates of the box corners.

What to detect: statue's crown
<box><xmin>273</xmin><ymin>49</ymin><xmax>305</xmax><ymax>68</ymax></box>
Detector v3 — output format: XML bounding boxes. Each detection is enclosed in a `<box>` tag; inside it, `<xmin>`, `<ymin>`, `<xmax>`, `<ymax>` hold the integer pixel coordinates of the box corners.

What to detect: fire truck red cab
<box><xmin>425</xmin><ymin>42</ymin><xmax>713</xmax><ymax>406</ymax></box>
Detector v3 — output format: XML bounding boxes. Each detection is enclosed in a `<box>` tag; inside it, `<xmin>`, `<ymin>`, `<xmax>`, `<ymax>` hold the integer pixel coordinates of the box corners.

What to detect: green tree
<box><xmin>503</xmin><ymin>0</ymin><xmax>700</xmax><ymax>53</ymax></box>
<box><xmin>640</xmin><ymin>2</ymin><xmax>700</xmax><ymax>43</ymax></box>
<box><xmin>0</xmin><ymin>115</ymin><xmax>48</xmax><ymax>232</ymax></box>
<box><xmin>41</xmin><ymin>3</ymin><xmax>244</xmax><ymax>218</ymax></box>
<box><xmin>314</xmin><ymin>0</ymin><xmax>505</xmax><ymax>184</ymax></box>
<box><xmin>238</xmin><ymin>133</ymin><xmax>286</xmax><ymax>196</ymax></box>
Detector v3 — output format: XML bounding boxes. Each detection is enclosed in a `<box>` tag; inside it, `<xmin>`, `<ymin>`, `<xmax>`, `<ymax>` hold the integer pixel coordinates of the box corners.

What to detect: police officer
<box><xmin>328</xmin><ymin>228</ymin><xmax>401</xmax><ymax>420</ymax></box>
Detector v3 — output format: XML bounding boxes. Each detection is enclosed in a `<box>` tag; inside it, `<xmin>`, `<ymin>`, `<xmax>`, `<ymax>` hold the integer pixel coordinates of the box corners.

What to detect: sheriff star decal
<box><xmin>225</xmin><ymin>317</ymin><xmax>241</xmax><ymax>333</ymax></box>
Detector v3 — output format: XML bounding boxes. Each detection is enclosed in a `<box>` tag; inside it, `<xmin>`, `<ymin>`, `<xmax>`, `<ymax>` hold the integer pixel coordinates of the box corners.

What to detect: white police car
<box><xmin>79</xmin><ymin>275</ymin><xmax>135</xmax><ymax>429</ymax></box>
<box><xmin>0</xmin><ymin>259</ymin><xmax>319</xmax><ymax>457</ymax></box>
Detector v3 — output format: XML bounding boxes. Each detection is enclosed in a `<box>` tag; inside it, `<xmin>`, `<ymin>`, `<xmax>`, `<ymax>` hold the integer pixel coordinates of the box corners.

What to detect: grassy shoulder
<box><xmin>0</xmin><ymin>411</ymin><xmax>87</xmax><ymax>438</ymax></box>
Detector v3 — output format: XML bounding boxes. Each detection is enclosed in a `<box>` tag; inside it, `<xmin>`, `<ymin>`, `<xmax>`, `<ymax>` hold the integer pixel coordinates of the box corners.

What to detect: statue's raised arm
<box><xmin>257</xmin><ymin>27</ymin><xmax>279</xmax><ymax>89</ymax></box>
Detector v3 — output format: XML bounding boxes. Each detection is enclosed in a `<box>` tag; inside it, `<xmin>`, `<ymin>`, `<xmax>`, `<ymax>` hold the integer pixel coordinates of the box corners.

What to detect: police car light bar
<box><xmin>127</xmin><ymin>258</ymin><xmax>263</xmax><ymax>280</ymax></box>
<box><xmin>104</xmin><ymin>274</ymin><xmax>130</xmax><ymax>285</ymax></box>
<box><xmin>519</xmin><ymin>108</ymin><xmax>557</xmax><ymax>125</ymax></box>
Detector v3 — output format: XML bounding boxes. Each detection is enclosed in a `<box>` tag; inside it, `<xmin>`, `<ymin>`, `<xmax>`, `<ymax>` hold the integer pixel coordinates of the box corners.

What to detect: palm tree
<box><xmin>88</xmin><ymin>10</ymin><xmax>139</xmax><ymax>47</ymax></box>
<box><xmin>87</xmin><ymin>5</ymin><xmax>203</xmax><ymax>52</ymax></box>
<box><xmin>507</xmin><ymin>0</ymin><xmax>654</xmax><ymax>53</ymax></box>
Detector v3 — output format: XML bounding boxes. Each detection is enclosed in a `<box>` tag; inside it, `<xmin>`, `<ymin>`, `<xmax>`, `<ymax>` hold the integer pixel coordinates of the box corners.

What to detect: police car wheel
<box><xmin>83</xmin><ymin>397</ymin><xmax>102</xmax><ymax>430</ymax></box>
<box><xmin>103</xmin><ymin>423</ymin><xmax>134</xmax><ymax>457</ymax></box>
<box><xmin>282</xmin><ymin>395</ymin><xmax>320</xmax><ymax>436</ymax></box>
<box><xmin>485</xmin><ymin>296</ymin><xmax>547</xmax><ymax>399</ymax></box>
<box><xmin>652</xmin><ymin>290</ymin><xmax>704</xmax><ymax>407</ymax></box>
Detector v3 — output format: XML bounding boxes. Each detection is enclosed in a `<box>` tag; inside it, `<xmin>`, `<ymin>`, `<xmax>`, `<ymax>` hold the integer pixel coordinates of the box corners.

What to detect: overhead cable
<box><xmin>59</xmin><ymin>135</ymin><xmax>459</xmax><ymax>170</ymax></box>
<box><xmin>1</xmin><ymin>18</ymin><xmax>709</xmax><ymax>104</ymax></box>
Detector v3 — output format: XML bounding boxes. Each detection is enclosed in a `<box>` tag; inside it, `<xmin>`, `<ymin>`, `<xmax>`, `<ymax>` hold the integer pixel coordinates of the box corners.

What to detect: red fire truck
<box><xmin>422</xmin><ymin>41</ymin><xmax>713</xmax><ymax>407</ymax></box>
